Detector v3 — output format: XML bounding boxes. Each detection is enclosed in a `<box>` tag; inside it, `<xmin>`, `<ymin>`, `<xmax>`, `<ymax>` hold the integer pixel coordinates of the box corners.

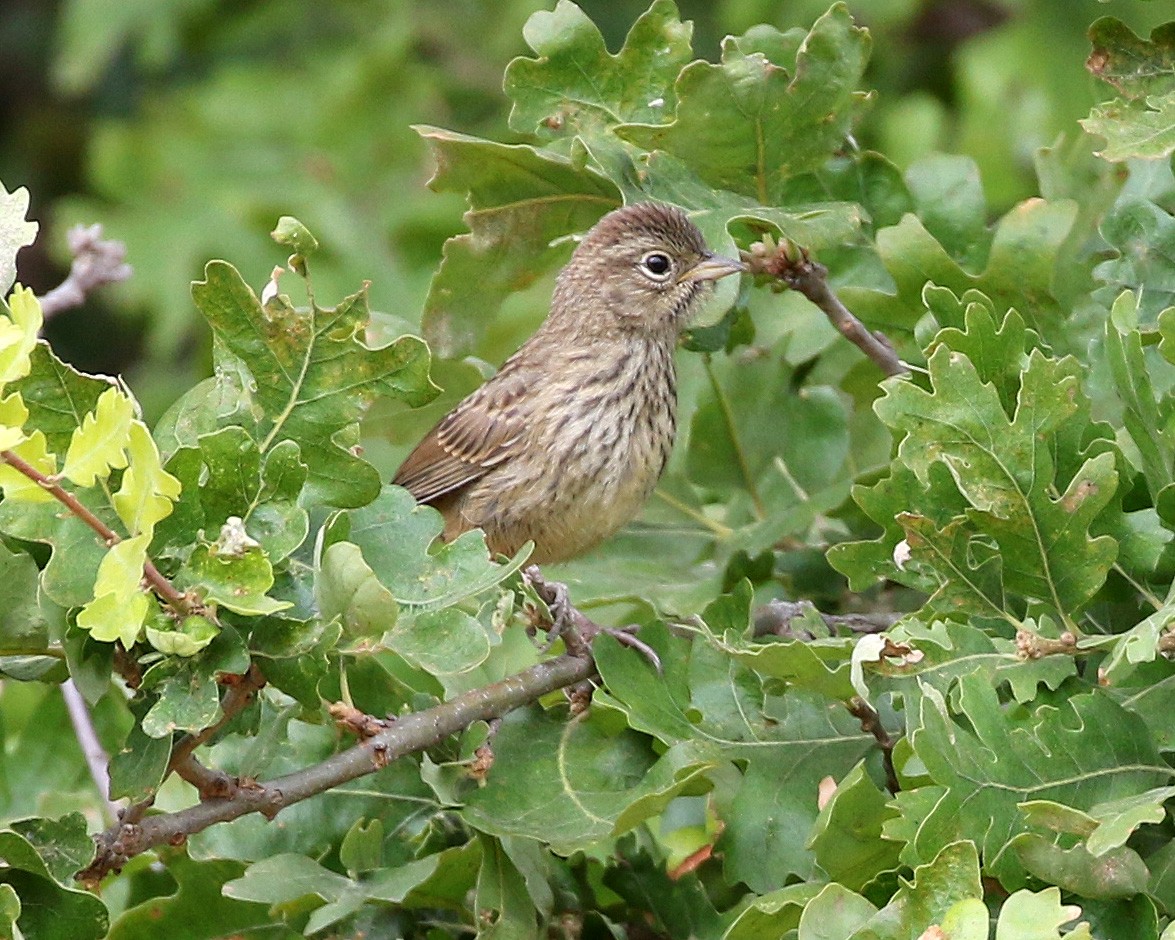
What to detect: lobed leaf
<box><xmin>504</xmin><ymin>0</ymin><xmax>693</xmax><ymax>141</ymax></box>
<box><xmin>617</xmin><ymin>5</ymin><xmax>871</xmax><ymax>203</ymax></box>
<box><xmin>60</xmin><ymin>385</ymin><xmax>135</xmax><ymax>487</ymax></box>
<box><xmin>0</xmin><ymin>184</ymin><xmax>37</xmax><ymax>296</ymax></box>
<box><xmin>74</xmin><ymin>534</ymin><xmax>152</xmax><ymax>647</ymax></box>
<box><xmin>190</xmin><ymin>260</ymin><xmax>435</xmax><ymax>507</ymax></box>
<box><xmin>416</xmin><ymin>127</ymin><xmax>620</xmax><ymax>357</ymax></box>
<box><xmin>0</xmin><ymin>285</ymin><xmax>42</xmax><ymax>387</ymax></box>
<box><xmin>906</xmin><ymin>673</ymin><xmax>1172</xmax><ymax>886</ymax></box>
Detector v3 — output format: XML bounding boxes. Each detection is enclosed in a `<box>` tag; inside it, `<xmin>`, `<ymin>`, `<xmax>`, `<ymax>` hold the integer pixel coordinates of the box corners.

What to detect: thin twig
<box><xmin>0</xmin><ymin>449</ymin><xmax>193</xmax><ymax>615</ymax></box>
<box><xmin>847</xmin><ymin>696</ymin><xmax>899</xmax><ymax>793</ymax></box>
<box><xmin>743</xmin><ymin>236</ymin><xmax>908</xmax><ymax>378</ymax></box>
<box><xmin>38</xmin><ymin>224</ymin><xmax>132</xmax><ymax>319</ymax></box>
<box><xmin>61</xmin><ymin>679</ymin><xmax>118</xmax><ymax>825</ymax></box>
<box><xmin>79</xmin><ymin>650</ymin><xmax>597</xmax><ymax>885</ymax></box>
<box><xmin>166</xmin><ymin>663</ymin><xmax>267</xmax><ymax>777</ymax></box>
<box><xmin>753</xmin><ymin>599</ymin><xmax>901</xmax><ymax>639</ymax></box>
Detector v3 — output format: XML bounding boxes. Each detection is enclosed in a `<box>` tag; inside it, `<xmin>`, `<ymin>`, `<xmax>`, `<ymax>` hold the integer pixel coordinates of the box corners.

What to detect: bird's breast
<box><xmin>463</xmin><ymin>337</ymin><xmax>678</xmax><ymax>563</ymax></box>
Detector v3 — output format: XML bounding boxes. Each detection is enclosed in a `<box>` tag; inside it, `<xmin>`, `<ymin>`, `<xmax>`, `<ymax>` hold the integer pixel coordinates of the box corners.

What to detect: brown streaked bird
<box><xmin>394</xmin><ymin>202</ymin><xmax>744</xmax><ymax>565</ymax></box>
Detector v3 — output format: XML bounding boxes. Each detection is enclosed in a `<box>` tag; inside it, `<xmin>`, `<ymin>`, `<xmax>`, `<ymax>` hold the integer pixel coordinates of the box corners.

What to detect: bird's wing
<box><xmin>392</xmin><ymin>368</ymin><xmax>532</xmax><ymax>505</ymax></box>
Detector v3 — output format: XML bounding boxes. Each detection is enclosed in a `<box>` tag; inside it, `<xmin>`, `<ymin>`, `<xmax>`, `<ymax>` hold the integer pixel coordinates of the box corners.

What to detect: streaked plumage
<box><xmin>394</xmin><ymin>202</ymin><xmax>743</xmax><ymax>563</ymax></box>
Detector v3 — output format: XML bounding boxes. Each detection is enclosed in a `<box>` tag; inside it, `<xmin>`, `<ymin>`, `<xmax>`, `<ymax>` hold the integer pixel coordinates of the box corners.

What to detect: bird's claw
<box><xmin>522</xmin><ymin>566</ymin><xmax>661</xmax><ymax>671</ymax></box>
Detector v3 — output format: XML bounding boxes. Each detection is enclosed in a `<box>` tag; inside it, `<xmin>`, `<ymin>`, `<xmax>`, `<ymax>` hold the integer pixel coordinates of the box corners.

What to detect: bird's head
<box><xmin>550</xmin><ymin>203</ymin><xmax>744</xmax><ymax>337</ymax></box>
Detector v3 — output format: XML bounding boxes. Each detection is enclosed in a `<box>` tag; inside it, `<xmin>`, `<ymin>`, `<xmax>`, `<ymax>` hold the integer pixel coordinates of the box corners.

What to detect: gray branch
<box><xmin>38</xmin><ymin>224</ymin><xmax>131</xmax><ymax>319</ymax></box>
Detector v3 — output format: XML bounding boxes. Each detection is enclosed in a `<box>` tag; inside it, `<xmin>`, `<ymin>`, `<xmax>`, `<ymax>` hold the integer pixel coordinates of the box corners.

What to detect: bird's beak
<box><xmin>678</xmin><ymin>253</ymin><xmax>746</xmax><ymax>284</ymax></box>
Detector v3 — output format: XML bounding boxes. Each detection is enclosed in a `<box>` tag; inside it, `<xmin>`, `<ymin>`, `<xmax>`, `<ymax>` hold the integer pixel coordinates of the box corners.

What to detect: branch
<box><xmin>753</xmin><ymin>599</ymin><xmax>901</xmax><ymax>639</ymax></box>
<box><xmin>1016</xmin><ymin>628</ymin><xmax>1078</xmax><ymax>659</ymax></box>
<box><xmin>847</xmin><ymin>696</ymin><xmax>899</xmax><ymax>793</ymax></box>
<box><xmin>80</xmin><ymin>650</ymin><xmax>596</xmax><ymax>885</ymax></box>
<box><xmin>0</xmin><ymin>449</ymin><xmax>195</xmax><ymax>616</ymax></box>
<box><xmin>161</xmin><ymin>663</ymin><xmax>269</xmax><ymax>803</ymax></box>
<box><xmin>38</xmin><ymin>224</ymin><xmax>132</xmax><ymax>320</ymax></box>
<box><xmin>61</xmin><ymin>679</ymin><xmax>118</xmax><ymax>825</ymax></box>
<box><xmin>743</xmin><ymin>236</ymin><xmax>908</xmax><ymax>378</ymax></box>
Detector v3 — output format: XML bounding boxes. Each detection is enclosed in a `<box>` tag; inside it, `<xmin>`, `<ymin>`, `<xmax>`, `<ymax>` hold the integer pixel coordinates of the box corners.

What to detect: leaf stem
<box><xmin>702</xmin><ymin>356</ymin><xmax>765</xmax><ymax>518</ymax></box>
<box><xmin>653</xmin><ymin>488</ymin><xmax>732</xmax><ymax>538</ymax></box>
<box><xmin>1113</xmin><ymin>562</ymin><xmax>1164</xmax><ymax>611</ymax></box>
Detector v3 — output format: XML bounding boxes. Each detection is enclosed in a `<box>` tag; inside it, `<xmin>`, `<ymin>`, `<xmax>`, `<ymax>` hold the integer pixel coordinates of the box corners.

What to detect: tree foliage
<box><xmin>2</xmin><ymin>1</ymin><xmax>1175</xmax><ymax>938</ymax></box>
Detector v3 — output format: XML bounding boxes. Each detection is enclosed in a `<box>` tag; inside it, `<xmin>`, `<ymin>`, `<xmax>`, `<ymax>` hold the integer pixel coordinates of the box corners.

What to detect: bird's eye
<box><xmin>639</xmin><ymin>251</ymin><xmax>673</xmax><ymax>280</ymax></box>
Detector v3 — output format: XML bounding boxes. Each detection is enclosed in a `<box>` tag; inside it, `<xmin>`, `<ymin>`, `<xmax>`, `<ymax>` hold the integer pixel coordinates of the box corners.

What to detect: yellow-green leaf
<box><xmin>0</xmin><ymin>430</ymin><xmax>56</xmax><ymax>502</ymax></box>
<box><xmin>0</xmin><ymin>285</ymin><xmax>42</xmax><ymax>387</ymax></box>
<box><xmin>76</xmin><ymin>534</ymin><xmax>151</xmax><ymax>646</ymax></box>
<box><xmin>0</xmin><ymin>390</ymin><xmax>28</xmax><ymax>451</ymax></box>
<box><xmin>60</xmin><ymin>385</ymin><xmax>135</xmax><ymax>486</ymax></box>
<box><xmin>112</xmin><ymin>421</ymin><xmax>182</xmax><ymax>537</ymax></box>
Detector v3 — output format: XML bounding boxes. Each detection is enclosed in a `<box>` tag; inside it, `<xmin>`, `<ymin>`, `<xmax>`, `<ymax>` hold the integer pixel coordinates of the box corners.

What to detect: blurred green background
<box><xmin>1</xmin><ymin>0</ymin><xmax>1166</xmax><ymax>438</ymax></box>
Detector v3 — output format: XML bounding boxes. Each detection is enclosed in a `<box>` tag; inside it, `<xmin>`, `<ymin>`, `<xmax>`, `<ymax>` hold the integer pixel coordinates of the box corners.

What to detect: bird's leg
<box><xmin>522</xmin><ymin>566</ymin><xmax>662</xmax><ymax>672</ymax></box>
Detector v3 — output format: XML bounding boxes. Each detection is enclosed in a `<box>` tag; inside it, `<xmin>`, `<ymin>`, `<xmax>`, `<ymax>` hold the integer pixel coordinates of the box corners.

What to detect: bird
<box><xmin>393</xmin><ymin>202</ymin><xmax>744</xmax><ymax>565</ymax></box>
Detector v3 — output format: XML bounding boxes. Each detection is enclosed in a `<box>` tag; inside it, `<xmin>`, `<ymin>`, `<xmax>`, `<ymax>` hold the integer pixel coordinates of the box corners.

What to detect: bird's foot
<box><xmin>522</xmin><ymin>565</ymin><xmax>661</xmax><ymax>672</ymax></box>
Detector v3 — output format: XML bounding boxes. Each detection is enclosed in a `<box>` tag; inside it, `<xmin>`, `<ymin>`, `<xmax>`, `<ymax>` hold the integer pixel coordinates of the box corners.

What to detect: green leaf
<box><xmin>223</xmin><ymin>851</ymin><xmax>442</xmax><ymax>935</ymax></box>
<box><xmin>0</xmin><ymin>542</ymin><xmax>52</xmax><ymax>653</ymax></box>
<box><xmin>111</xmin><ymin>421</ymin><xmax>182</xmax><ymax>538</ymax></box>
<box><xmin>1011</xmin><ymin>835</ymin><xmax>1149</xmax><ymax>900</ymax></box>
<box><xmin>594</xmin><ymin>625</ymin><xmax>872</xmax><ymax>888</ymax></box>
<box><xmin>1082</xmin><ymin>92</ymin><xmax>1175</xmax><ymax>161</ymax></box>
<box><xmin>189</xmin><ymin>260</ymin><xmax>435</xmax><ymax>507</ymax></box>
<box><xmin>475</xmin><ymin>835</ymin><xmax>539</xmax><ymax>940</ymax></box>
<box><xmin>194</xmin><ymin>428</ymin><xmax>309</xmax><ymax>563</ymax></box>
<box><xmin>338</xmin><ymin>818</ymin><xmax>383</xmax><ymax>877</ymax></box>
<box><xmin>391</xmin><ymin>608</ymin><xmax>493</xmax><ymax>677</ymax></box>
<box><xmin>0</xmin><ymin>286</ymin><xmax>42</xmax><ymax>389</ymax></box>
<box><xmin>1103</xmin><ymin>291</ymin><xmax>1174</xmax><ymax>500</ymax></box>
<box><xmin>270</xmin><ymin>215</ymin><xmax>319</xmax><ymax>258</ymax></box>
<box><xmin>177</xmin><ymin>543</ymin><xmax>290</xmax><ymax>616</ymax></box>
<box><xmin>0</xmin><ymin>817</ymin><xmax>107</xmax><ymax>939</ymax></box>
<box><xmin>105</xmin><ymin>851</ymin><xmax>269</xmax><ymax>940</ymax></box>
<box><xmin>0</xmin><ymin>429</ymin><xmax>57</xmax><ymax>503</ymax></box>
<box><xmin>843</xmin><ymin>841</ymin><xmax>983</xmax><ymax>940</ymax></box>
<box><xmin>1024</xmin><ymin>786</ymin><xmax>1175</xmax><ymax>857</ymax></box>
<box><xmin>145</xmin><ymin>614</ymin><xmax>220</xmax><ymax>658</ymax></box>
<box><xmin>722</xmin><ymin>884</ymin><xmax>818</xmax><ymax>940</ymax></box>
<box><xmin>618</xmin><ymin>6</ymin><xmax>871</xmax><ymax>202</ymax></box>
<box><xmin>0</xmin><ymin>183</ymin><xmax>37</xmax><ymax>296</ymax></box>
<box><xmin>1097</xmin><ymin>198</ymin><xmax>1175</xmax><ymax>315</ymax></box>
<box><xmin>342</xmin><ymin>485</ymin><xmax>530</xmax><ymax>609</ymax></box>
<box><xmin>108</xmin><ymin>718</ymin><xmax>171</xmax><ymax>803</ymax></box>
<box><xmin>907</xmin><ymin>674</ymin><xmax>1171</xmax><ymax>885</ymax></box>
<box><xmin>0</xmin><ymin>884</ymin><xmax>18</xmax><ymax>940</ymax></box>
<box><xmin>809</xmin><ymin>762</ymin><xmax>902</xmax><ymax>893</ymax></box>
<box><xmin>1086</xmin><ymin>19</ymin><xmax>1175</xmax><ymax>100</ymax></box>
<box><xmin>1082</xmin><ymin>19</ymin><xmax>1175</xmax><ymax>161</ymax></box>
<box><xmin>873</xmin><ymin>343</ymin><xmax>1118</xmax><ymax>621</ymax></box>
<box><xmin>415</xmin><ymin>126</ymin><xmax>620</xmax><ymax>357</ymax></box>
<box><xmin>462</xmin><ymin>704</ymin><xmax>716</xmax><ymax>855</ymax></box>
<box><xmin>75</xmin><ymin>535</ymin><xmax>152</xmax><ymax>647</ymax></box>
<box><xmin>11</xmin><ymin>343</ymin><xmax>112</xmax><ymax>456</ymax></box>
<box><xmin>141</xmin><ymin>662</ymin><xmax>220</xmax><ymax>737</ymax></box>
<box><xmin>796</xmin><ymin>883</ymin><xmax>877</xmax><ymax>938</ymax></box>
<box><xmin>504</xmin><ymin>0</ymin><xmax>693</xmax><ymax>141</ymax></box>
<box><xmin>686</xmin><ymin>355</ymin><xmax>853</xmax><ymax>554</ymax></box>
<box><xmin>994</xmin><ymin>887</ymin><xmax>1090</xmax><ymax>940</ymax></box>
